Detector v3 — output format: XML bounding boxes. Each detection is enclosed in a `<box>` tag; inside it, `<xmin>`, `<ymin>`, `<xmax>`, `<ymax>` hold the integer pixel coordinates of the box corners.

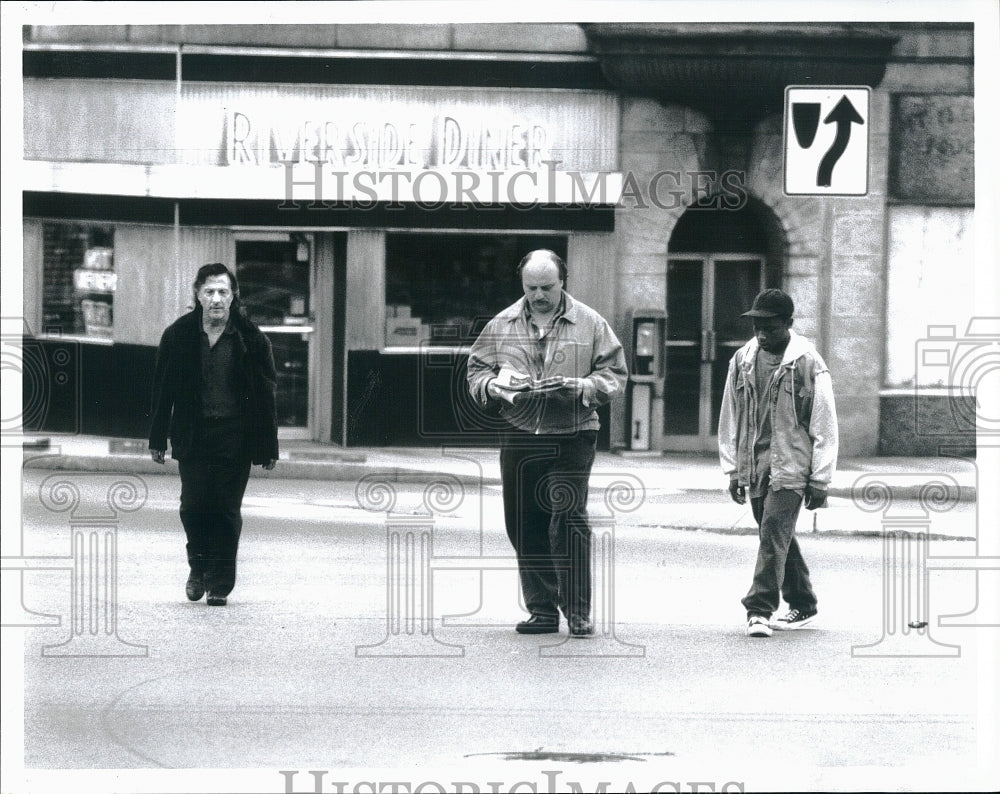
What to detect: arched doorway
<box><xmin>661</xmin><ymin>197</ymin><xmax>786</xmax><ymax>450</ymax></box>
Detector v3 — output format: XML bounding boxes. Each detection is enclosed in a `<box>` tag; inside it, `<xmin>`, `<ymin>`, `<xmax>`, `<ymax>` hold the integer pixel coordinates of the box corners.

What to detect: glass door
<box><xmin>235</xmin><ymin>234</ymin><xmax>314</xmax><ymax>439</ymax></box>
<box><xmin>663</xmin><ymin>254</ymin><xmax>764</xmax><ymax>450</ymax></box>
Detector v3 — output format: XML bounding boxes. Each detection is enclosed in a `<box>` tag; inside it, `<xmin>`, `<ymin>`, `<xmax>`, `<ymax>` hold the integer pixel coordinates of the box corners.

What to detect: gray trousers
<box><xmin>741</xmin><ymin>484</ymin><xmax>818</xmax><ymax>618</ymax></box>
<box><xmin>499</xmin><ymin>429</ymin><xmax>597</xmax><ymax>622</ymax></box>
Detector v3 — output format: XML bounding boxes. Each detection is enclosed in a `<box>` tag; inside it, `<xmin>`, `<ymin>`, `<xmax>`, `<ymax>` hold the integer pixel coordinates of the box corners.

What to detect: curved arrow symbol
<box><xmin>817</xmin><ymin>95</ymin><xmax>864</xmax><ymax>187</ymax></box>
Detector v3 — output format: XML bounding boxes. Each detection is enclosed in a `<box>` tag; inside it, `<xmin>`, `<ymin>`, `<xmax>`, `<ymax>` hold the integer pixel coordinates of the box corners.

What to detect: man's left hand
<box><xmin>804</xmin><ymin>485</ymin><xmax>828</xmax><ymax>510</ymax></box>
<box><xmin>262</xmin><ymin>459</ymin><xmax>277</xmax><ymax>471</ymax></box>
<box><xmin>562</xmin><ymin>377</ymin><xmax>595</xmax><ymax>405</ymax></box>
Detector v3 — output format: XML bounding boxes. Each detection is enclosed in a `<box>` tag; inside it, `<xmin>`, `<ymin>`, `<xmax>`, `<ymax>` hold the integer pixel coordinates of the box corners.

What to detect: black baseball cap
<box><xmin>741</xmin><ymin>288</ymin><xmax>794</xmax><ymax>319</ymax></box>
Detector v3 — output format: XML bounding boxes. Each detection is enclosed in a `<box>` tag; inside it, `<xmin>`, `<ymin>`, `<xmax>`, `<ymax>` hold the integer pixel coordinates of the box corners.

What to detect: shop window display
<box><xmin>236</xmin><ymin>237</ymin><xmax>312</xmax><ymax>429</ymax></box>
<box><xmin>41</xmin><ymin>222</ymin><xmax>116</xmax><ymax>339</ymax></box>
<box><xmin>385</xmin><ymin>233</ymin><xmax>568</xmax><ymax>347</ymax></box>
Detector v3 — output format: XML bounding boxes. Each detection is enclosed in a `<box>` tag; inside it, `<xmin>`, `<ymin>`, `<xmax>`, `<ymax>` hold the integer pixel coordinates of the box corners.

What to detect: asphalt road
<box><xmin>9</xmin><ymin>470</ymin><xmax>997</xmax><ymax>793</ymax></box>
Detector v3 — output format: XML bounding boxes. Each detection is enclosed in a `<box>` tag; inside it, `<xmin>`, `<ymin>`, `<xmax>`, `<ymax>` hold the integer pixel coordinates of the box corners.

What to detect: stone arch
<box><xmin>667</xmin><ymin>191</ymin><xmax>788</xmax><ymax>289</ymax></box>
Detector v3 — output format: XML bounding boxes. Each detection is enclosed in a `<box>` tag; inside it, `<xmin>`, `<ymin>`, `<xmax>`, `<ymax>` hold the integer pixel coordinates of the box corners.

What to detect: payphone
<box><xmin>628</xmin><ymin>309</ymin><xmax>666</xmax><ymax>450</ymax></box>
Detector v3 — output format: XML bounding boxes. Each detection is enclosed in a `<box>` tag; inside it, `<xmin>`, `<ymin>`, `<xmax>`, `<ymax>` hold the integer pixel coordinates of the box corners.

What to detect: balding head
<box><xmin>519</xmin><ymin>249</ymin><xmax>565</xmax><ymax>317</ymax></box>
<box><xmin>517</xmin><ymin>249</ymin><xmax>567</xmax><ymax>282</ymax></box>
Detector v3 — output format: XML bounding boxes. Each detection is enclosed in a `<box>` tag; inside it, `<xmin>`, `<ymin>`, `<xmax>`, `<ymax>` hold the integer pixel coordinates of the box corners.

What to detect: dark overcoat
<box><xmin>148</xmin><ymin>306</ymin><xmax>279</xmax><ymax>464</ymax></box>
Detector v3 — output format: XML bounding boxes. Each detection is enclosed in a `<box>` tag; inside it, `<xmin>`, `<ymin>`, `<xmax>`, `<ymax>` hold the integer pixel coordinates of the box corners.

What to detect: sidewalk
<box><xmin>17</xmin><ymin>434</ymin><xmax>981</xmax><ymax>540</ymax></box>
<box><xmin>17</xmin><ymin>433</ymin><xmax>979</xmax><ymax>493</ymax></box>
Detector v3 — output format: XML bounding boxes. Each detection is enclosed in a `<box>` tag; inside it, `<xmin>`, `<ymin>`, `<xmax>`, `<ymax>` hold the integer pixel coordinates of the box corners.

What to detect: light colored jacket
<box><xmin>467</xmin><ymin>293</ymin><xmax>627</xmax><ymax>434</ymax></box>
<box><xmin>718</xmin><ymin>330</ymin><xmax>838</xmax><ymax>491</ymax></box>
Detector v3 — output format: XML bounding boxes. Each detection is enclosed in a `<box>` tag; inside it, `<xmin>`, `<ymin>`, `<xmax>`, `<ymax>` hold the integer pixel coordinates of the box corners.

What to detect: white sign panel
<box><xmin>784</xmin><ymin>86</ymin><xmax>870</xmax><ymax>196</ymax></box>
<box><xmin>177</xmin><ymin>83</ymin><xmax>619</xmax><ymax>172</ymax></box>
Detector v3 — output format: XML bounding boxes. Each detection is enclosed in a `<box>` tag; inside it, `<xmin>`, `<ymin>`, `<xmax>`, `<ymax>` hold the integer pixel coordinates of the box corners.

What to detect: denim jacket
<box><xmin>718</xmin><ymin>330</ymin><xmax>838</xmax><ymax>492</ymax></box>
<box><xmin>467</xmin><ymin>293</ymin><xmax>627</xmax><ymax>434</ymax></box>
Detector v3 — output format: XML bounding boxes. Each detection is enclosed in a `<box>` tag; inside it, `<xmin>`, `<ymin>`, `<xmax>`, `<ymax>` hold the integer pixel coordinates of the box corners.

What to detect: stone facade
<box><xmin>607</xmin><ymin>25</ymin><xmax>974</xmax><ymax>457</ymax></box>
<box><xmin>21</xmin><ymin>22</ymin><xmax>978</xmax><ymax>455</ymax></box>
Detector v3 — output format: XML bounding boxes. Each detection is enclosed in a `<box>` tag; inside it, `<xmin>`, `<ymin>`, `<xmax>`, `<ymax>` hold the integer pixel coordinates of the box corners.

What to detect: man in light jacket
<box><xmin>718</xmin><ymin>289</ymin><xmax>838</xmax><ymax>638</ymax></box>
<box><xmin>467</xmin><ymin>249</ymin><xmax>627</xmax><ymax>637</ymax></box>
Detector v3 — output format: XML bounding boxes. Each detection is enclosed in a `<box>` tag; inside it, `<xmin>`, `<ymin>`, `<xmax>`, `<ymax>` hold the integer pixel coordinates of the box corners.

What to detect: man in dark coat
<box><xmin>149</xmin><ymin>263</ymin><xmax>278</xmax><ymax>606</ymax></box>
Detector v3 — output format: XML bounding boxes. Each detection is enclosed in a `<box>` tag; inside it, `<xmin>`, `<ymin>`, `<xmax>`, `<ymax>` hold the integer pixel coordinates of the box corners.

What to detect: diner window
<box><xmin>385</xmin><ymin>233</ymin><xmax>568</xmax><ymax>347</ymax></box>
<box><xmin>42</xmin><ymin>222</ymin><xmax>116</xmax><ymax>339</ymax></box>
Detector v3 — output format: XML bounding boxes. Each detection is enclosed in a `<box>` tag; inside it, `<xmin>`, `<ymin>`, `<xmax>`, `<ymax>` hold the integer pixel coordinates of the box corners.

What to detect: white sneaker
<box><xmin>773</xmin><ymin>608</ymin><xmax>817</xmax><ymax>630</ymax></box>
<box><xmin>746</xmin><ymin>615</ymin><xmax>773</xmax><ymax>637</ymax></box>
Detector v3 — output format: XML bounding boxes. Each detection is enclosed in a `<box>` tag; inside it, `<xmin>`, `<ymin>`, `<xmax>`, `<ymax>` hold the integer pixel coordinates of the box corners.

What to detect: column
<box><xmin>541</xmin><ymin>474</ymin><xmax>646</xmax><ymax>657</ymax></box>
<box><xmin>354</xmin><ymin>474</ymin><xmax>464</xmax><ymax>657</ymax></box>
<box><xmin>39</xmin><ymin>474</ymin><xmax>148</xmax><ymax>657</ymax></box>
<box><xmin>851</xmin><ymin>473</ymin><xmax>960</xmax><ymax>658</ymax></box>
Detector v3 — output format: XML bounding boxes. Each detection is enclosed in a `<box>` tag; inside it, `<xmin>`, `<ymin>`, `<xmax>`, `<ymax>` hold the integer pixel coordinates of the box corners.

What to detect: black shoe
<box><xmin>185</xmin><ymin>573</ymin><xmax>205</xmax><ymax>602</ymax></box>
<box><xmin>515</xmin><ymin>615</ymin><xmax>559</xmax><ymax>634</ymax></box>
<box><xmin>206</xmin><ymin>593</ymin><xmax>227</xmax><ymax>606</ymax></box>
<box><xmin>568</xmin><ymin>616</ymin><xmax>594</xmax><ymax>637</ymax></box>
<box><xmin>772</xmin><ymin>608</ymin><xmax>817</xmax><ymax>630</ymax></box>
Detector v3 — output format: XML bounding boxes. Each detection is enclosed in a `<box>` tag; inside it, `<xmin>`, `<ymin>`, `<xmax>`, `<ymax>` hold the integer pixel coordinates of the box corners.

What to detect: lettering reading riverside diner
<box><xmin>228</xmin><ymin>111</ymin><xmax>550</xmax><ymax>170</ymax></box>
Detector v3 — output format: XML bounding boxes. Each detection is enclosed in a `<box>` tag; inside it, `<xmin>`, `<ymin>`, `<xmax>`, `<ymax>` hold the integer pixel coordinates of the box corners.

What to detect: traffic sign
<box><xmin>784</xmin><ymin>86</ymin><xmax>870</xmax><ymax>196</ymax></box>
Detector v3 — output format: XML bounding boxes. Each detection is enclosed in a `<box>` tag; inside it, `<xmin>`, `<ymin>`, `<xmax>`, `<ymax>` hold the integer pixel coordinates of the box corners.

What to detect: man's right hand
<box><xmin>150</xmin><ymin>449</ymin><xmax>165</xmax><ymax>464</ymax></box>
<box><xmin>804</xmin><ymin>485</ymin><xmax>828</xmax><ymax>510</ymax></box>
<box><xmin>728</xmin><ymin>479</ymin><xmax>746</xmax><ymax>505</ymax></box>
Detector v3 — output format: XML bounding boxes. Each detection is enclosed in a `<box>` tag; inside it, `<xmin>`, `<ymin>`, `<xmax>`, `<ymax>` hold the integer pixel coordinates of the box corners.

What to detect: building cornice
<box><xmin>582</xmin><ymin>23</ymin><xmax>900</xmax><ymax>128</ymax></box>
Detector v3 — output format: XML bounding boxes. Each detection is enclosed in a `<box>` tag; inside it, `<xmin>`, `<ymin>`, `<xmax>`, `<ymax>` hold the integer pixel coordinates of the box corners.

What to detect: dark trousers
<box><xmin>499</xmin><ymin>429</ymin><xmax>597</xmax><ymax>621</ymax></box>
<box><xmin>178</xmin><ymin>417</ymin><xmax>251</xmax><ymax>597</ymax></box>
<box><xmin>741</xmin><ymin>485</ymin><xmax>818</xmax><ymax>618</ymax></box>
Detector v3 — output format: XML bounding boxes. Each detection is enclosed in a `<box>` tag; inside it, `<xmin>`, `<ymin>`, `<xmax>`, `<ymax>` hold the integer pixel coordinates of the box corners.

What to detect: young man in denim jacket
<box><xmin>718</xmin><ymin>289</ymin><xmax>839</xmax><ymax>638</ymax></box>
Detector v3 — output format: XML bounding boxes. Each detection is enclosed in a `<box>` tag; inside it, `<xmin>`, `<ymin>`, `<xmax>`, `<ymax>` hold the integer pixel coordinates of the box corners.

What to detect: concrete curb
<box><xmin>20</xmin><ymin>453</ymin><xmax>494</xmax><ymax>486</ymax></box>
<box><xmin>623</xmin><ymin>523</ymin><xmax>976</xmax><ymax>542</ymax></box>
<box><xmin>20</xmin><ymin>451</ymin><xmax>977</xmax><ymax>502</ymax></box>
<box><xmin>644</xmin><ymin>484</ymin><xmax>978</xmax><ymax>502</ymax></box>
<box><xmin>20</xmin><ymin>451</ymin><xmax>977</xmax><ymax>542</ymax></box>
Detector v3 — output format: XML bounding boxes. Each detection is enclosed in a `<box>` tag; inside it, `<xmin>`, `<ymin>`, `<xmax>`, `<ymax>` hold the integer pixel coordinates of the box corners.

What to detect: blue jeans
<box><xmin>741</xmin><ymin>484</ymin><xmax>818</xmax><ymax>619</ymax></box>
<box><xmin>500</xmin><ymin>429</ymin><xmax>597</xmax><ymax>622</ymax></box>
<box><xmin>178</xmin><ymin>417</ymin><xmax>251</xmax><ymax>597</ymax></box>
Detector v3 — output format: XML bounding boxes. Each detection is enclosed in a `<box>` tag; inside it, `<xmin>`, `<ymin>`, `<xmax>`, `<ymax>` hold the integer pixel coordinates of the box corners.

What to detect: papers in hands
<box><xmin>493</xmin><ymin>366</ymin><xmax>534</xmax><ymax>391</ymax></box>
<box><xmin>490</xmin><ymin>367</ymin><xmax>568</xmax><ymax>405</ymax></box>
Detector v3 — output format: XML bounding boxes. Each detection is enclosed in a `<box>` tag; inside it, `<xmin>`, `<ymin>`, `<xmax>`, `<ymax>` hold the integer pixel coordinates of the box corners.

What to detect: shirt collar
<box><xmin>519</xmin><ymin>292</ymin><xmax>577</xmax><ymax>324</ymax></box>
<box><xmin>202</xmin><ymin>317</ymin><xmax>235</xmax><ymax>337</ymax></box>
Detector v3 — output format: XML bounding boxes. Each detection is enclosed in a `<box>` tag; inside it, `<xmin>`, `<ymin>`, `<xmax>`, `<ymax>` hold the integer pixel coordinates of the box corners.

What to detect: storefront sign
<box><xmin>24</xmin><ymin>81</ymin><xmax>620</xmax><ymax>201</ymax></box>
<box><xmin>181</xmin><ymin>83</ymin><xmax>617</xmax><ymax>172</ymax></box>
<box><xmin>73</xmin><ymin>269</ymin><xmax>117</xmax><ymax>293</ymax></box>
<box><xmin>228</xmin><ymin>111</ymin><xmax>551</xmax><ymax>170</ymax></box>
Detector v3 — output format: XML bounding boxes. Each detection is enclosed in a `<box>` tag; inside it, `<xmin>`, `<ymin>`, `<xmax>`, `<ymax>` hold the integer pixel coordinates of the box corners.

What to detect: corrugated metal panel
<box><xmin>23</xmin><ymin>220</ymin><xmax>45</xmax><ymax>333</ymax></box>
<box><xmin>114</xmin><ymin>224</ymin><xmax>177</xmax><ymax>345</ymax></box>
<box><xmin>110</xmin><ymin>224</ymin><xmax>232</xmax><ymax>345</ymax></box>
<box><xmin>24</xmin><ymin>79</ymin><xmax>176</xmax><ymax>165</ymax></box>
<box><xmin>180</xmin><ymin>227</ymin><xmax>233</xmax><ymax>289</ymax></box>
<box><xmin>568</xmin><ymin>232</ymin><xmax>619</xmax><ymax>326</ymax></box>
<box><xmin>180</xmin><ymin>228</ymin><xmax>233</xmax><ymax>333</ymax></box>
<box><xmin>25</xmin><ymin>78</ymin><xmax>619</xmax><ymax>172</ymax></box>
<box><xmin>345</xmin><ymin>229</ymin><xmax>385</xmax><ymax>349</ymax></box>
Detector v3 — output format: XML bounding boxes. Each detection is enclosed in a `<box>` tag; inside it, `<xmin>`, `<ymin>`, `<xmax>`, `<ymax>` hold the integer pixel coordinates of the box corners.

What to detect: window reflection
<box><xmin>385</xmin><ymin>233</ymin><xmax>568</xmax><ymax>346</ymax></box>
<box><xmin>42</xmin><ymin>222</ymin><xmax>116</xmax><ymax>339</ymax></box>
